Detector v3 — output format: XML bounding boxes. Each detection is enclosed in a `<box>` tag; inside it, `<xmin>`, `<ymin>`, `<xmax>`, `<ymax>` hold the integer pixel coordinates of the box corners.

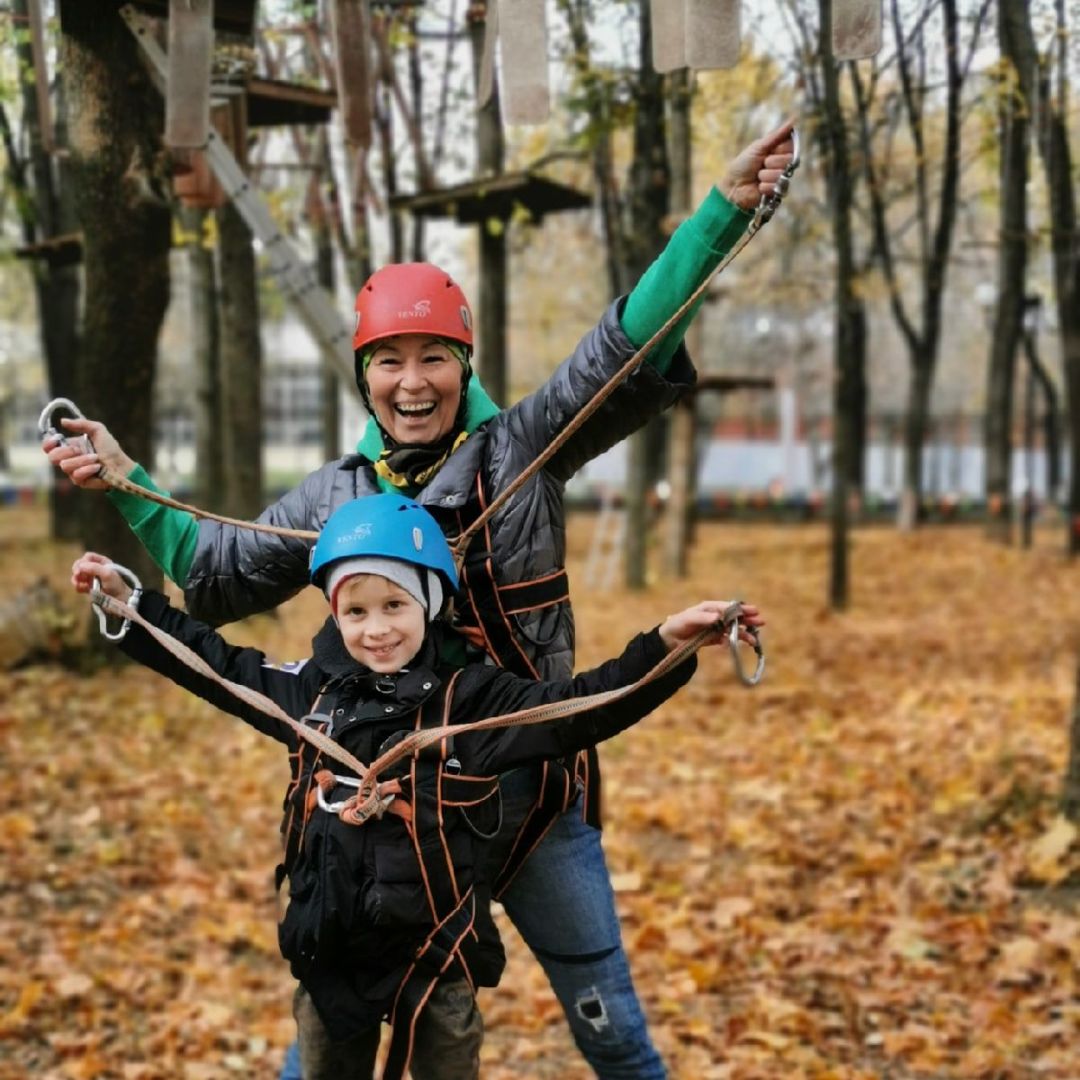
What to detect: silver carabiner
<box><xmin>722</xmin><ymin>601</ymin><xmax>765</xmax><ymax>688</ymax></box>
<box><xmin>316</xmin><ymin>774</ymin><xmax>363</xmax><ymax>815</ymax></box>
<box><xmin>750</xmin><ymin>126</ymin><xmax>801</xmax><ymax>235</ymax></box>
<box><xmin>38</xmin><ymin>398</ymin><xmax>94</xmax><ymax>455</ymax></box>
<box><xmin>90</xmin><ymin>563</ymin><xmax>143</xmax><ymax>642</ymax></box>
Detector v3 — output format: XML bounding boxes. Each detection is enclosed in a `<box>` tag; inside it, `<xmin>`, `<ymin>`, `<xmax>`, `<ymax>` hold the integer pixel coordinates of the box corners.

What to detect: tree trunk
<box><xmin>664</xmin><ymin>67</ymin><xmax>694</xmax><ymax>579</ymax></box>
<box><xmin>314</xmin><ymin>186</ymin><xmax>341</xmax><ymax>462</ymax></box>
<box><xmin>469</xmin><ymin>4</ymin><xmax>508</xmax><ymax>408</ymax></box>
<box><xmin>562</xmin><ymin>0</ymin><xmax>629</xmax><ymax>296</ymax></box>
<box><xmin>408</xmin><ymin>9</ymin><xmax>427</xmax><ymax>260</ymax></box>
<box><xmin>15</xmin><ymin>0</ymin><xmax>82</xmax><ymax>540</ymax></box>
<box><xmin>1022</xmin><ymin>325</ymin><xmax>1060</xmax><ymax>502</ymax></box>
<box><xmin>59</xmin><ymin>0</ymin><xmax>169</xmax><ymax>602</ymax></box>
<box><xmin>852</xmin><ymin>0</ymin><xmax>961</xmax><ymax>532</ymax></box>
<box><xmin>215</xmin><ymin>198</ymin><xmax>264</xmax><ymax>520</ymax></box>
<box><xmin>623</xmin><ymin>0</ymin><xmax>670</xmax><ymax>591</ymax></box>
<box><xmin>899</xmin><ymin>358</ymin><xmax>933</xmax><ymax>529</ymax></box>
<box><xmin>1038</xmin><ymin>0</ymin><xmax>1080</xmax><ymax>555</ymax></box>
<box><xmin>1062</xmin><ymin>661</ymin><xmax>1080</xmax><ymax>823</ymax></box>
<box><xmin>820</xmin><ymin>0</ymin><xmax>860</xmax><ymax>609</ymax></box>
<box><xmin>985</xmin><ymin>0</ymin><xmax>1036</xmax><ymax>543</ymax></box>
<box><xmin>182</xmin><ymin>206</ymin><xmax>225</xmax><ymax>511</ymax></box>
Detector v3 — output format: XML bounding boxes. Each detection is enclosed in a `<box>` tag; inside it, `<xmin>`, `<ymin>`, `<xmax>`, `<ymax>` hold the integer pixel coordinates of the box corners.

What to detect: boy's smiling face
<box><xmin>334</xmin><ymin>574</ymin><xmax>426</xmax><ymax>673</ymax></box>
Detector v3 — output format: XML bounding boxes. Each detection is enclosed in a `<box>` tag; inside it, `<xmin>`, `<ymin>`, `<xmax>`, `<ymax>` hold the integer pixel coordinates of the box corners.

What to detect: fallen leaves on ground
<box><xmin>1</xmin><ymin>510</ymin><xmax>1079</xmax><ymax>1078</ymax></box>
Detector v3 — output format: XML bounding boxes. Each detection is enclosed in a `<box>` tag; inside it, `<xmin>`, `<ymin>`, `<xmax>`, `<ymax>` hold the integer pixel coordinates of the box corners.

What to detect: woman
<box><xmin>47</xmin><ymin>121</ymin><xmax>794</xmax><ymax>1078</ymax></box>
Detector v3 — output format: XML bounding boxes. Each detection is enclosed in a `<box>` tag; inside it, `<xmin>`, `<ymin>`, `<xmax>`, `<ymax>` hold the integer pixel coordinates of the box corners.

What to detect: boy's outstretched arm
<box><xmin>457</xmin><ymin>601</ymin><xmax>764</xmax><ymax>775</ymax></box>
<box><xmin>71</xmin><ymin>553</ymin><xmax>322</xmax><ymax>745</ymax></box>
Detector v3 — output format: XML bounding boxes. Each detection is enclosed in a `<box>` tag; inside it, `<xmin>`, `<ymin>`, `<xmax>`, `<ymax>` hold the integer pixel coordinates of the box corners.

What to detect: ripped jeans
<box><xmin>491</xmin><ymin>772</ymin><xmax>666</xmax><ymax>1080</ymax></box>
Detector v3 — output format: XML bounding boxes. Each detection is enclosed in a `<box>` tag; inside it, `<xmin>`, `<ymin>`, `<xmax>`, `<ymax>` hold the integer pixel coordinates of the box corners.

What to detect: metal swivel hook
<box><xmin>749</xmin><ymin>127</ymin><xmax>801</xmax><ymax>236</ymax></box>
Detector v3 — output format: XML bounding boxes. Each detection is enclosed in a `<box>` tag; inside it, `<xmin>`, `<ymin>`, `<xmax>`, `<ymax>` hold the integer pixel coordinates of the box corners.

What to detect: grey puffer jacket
<box><xmin>184</xmin><ymin>299</ymin><xmax>695</xmax><ymax>681</ymax></box>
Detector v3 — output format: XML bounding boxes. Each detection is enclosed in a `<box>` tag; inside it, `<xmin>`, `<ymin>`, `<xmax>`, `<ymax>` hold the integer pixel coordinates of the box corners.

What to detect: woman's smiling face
<box><xmin>364</xmin><ymin>334</ymin><xmax>464</xmax><ymax>445</ymax></box>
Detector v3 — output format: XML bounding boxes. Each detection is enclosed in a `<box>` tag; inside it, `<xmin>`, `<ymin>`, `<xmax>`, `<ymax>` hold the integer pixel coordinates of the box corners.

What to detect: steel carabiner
<box><xmin>38</xmin><ymin>398</ymin><xmax>95</xmax><ymax>455</ymax></box>
<box><xmin>90</xmin><ymin>563</ymin><xmax>143</xmax><ymax>642</ymax></box>
<box><xmin>721</xmin><ymin>601</ymin><xmax>766</xmax><ymax>687</ymax></box>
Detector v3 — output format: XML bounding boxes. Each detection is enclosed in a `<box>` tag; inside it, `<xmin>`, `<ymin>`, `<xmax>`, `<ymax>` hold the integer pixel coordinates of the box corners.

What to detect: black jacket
<box><xmin>120</xmin><ymin>592</ymin><xmax>696</xmax><ymax>1035</ymax></box>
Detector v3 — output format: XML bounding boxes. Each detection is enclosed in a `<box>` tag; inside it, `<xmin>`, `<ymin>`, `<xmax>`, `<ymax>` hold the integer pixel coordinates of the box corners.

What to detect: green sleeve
<box><xmin>105</xmin><ymin>463</ymin><xmax>199</xmax><ymax>586</ymax></box>
<box><xmin>620</xmin><ymin>187</ymin><xmax>753</xmax><ymax>374</ymax></box>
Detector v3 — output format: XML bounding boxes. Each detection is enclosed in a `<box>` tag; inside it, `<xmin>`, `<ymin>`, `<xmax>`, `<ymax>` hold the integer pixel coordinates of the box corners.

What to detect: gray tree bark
<box><xmin>851</xmin><ymin>0</ymin><xmax>962</xmax><ymax>530</ymax></box>
<box><xmin>820</xmin><ymin>0</ymin><xmax>861</xmax><ymax>609</ymax></box>
<box><xmin>58</xmin><ymin>0</ymin><xmax>169</xmax><ymax>602</ymax></box>
<box><xmin>183</xmin><ymin>206</ymin><xmax>224</xmax><ymax>510</ymax></box>
<box><xmin>215</xmin><ymin>198</ymin><xmax>264</xmax><ymax>520</ymax></box>
<box><xmin>623</xmin><ymin>0</ymin><xmax>670</xmax><ymax>591</ymax></box>
<box><xmin>14</xmin><ymin>0</ymin><xmax>81</xmax><ymax>539</ymax></box>
<box><xmin>1037</xmin><ymin>0</ymin><xmax>1080</xmax><ymax>556</ymax></box>
<box><xmin>664</xmin><ymin>68</ymin><xmax>694</xmax><ymax>580</ymax></box>
<box><xmin>985</xmin><ymin>0</ymin><xmax>1036</xmax><ymax>543</ymax></box>
<box><xmin>469</xmin><ymin>4</ymin><xmax>508</xmax><ymax>409</ymax></box>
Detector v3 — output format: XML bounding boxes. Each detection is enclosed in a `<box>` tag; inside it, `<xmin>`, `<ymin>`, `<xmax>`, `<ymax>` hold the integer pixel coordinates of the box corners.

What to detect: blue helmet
<box><xmin>310</xmin><ymin>494</ymin><xmax>459</xmax><ymax>601</ymax></box>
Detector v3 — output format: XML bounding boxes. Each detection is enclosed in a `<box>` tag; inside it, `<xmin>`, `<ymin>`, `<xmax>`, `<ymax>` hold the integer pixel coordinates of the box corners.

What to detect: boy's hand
<box><xmin>71</xmin><ymin>552</ymin><xmax>134</xmax><ymax>604</ymax></box>
<box><xmin>719</xmin><ymin>118</ymin><xmax>797</xmax><ymax>211</ymax></box>
<box><xmin>43</xmin><ymin>417</ymin><xmax>136</xmax><ymax>491</ymax></box>
<box><xmin>658</xmin><ymin>600</ymin><xmax>764</xmax><ymax>652</ymax></box>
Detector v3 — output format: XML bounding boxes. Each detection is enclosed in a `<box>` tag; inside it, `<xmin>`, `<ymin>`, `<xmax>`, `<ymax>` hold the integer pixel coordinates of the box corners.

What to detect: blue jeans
<box><xmin>494</xmin><ymin>777</ymin><xmax>666</xmax><ymax>1079</ymax></box>
<box><xmin>280</xmin><ymin>776</ymin><xmax>664</xmax><ymax>1079</ymax></box>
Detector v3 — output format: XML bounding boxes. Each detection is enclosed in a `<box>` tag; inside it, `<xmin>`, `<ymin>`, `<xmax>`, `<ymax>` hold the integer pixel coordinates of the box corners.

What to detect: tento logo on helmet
<box><xmin>398</xmin><ymin>299</ymin><xmax>432</xmax><ymax>319</ymax></box>
<box><xmin>341</xmin><ymin>522</ymin><xmax>373</xmax><ymax>543</ymax></box>
<box><xmin>412</xmin><ymin>527</ymin><xmax>424</xmax><ymax>551</ymax></box>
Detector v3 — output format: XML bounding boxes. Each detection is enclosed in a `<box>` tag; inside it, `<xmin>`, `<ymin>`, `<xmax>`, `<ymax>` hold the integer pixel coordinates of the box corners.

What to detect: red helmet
<box><xmin>353</xmin><ymin>263</ymin><xmax>473</xmax><ymax>353</ymax></box>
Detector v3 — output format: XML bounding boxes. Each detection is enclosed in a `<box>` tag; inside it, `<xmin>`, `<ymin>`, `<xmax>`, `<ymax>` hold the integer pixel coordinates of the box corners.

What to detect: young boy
<box><xmin>72</xmin><ymin>494</ymin><xmax>762</xmax><ymax>1080</ymax></box>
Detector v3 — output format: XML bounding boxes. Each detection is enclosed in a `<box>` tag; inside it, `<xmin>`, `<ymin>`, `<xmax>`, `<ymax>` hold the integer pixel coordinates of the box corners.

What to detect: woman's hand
<box><xmin>42</xmin><ymin>417</ymin><xmax>136</xmax><ymax>491</ymax></box>
<box><xmin>720</xmin><ymin>118</ymin><xmax>798</xmax><ymax>212</ymax></box>
<box><xmin>71</xmin><ymin>552</ymin><xmax>133</xmax><ymax>604</ymax></box>
<box><xmin>658</xmin><ymin>600</ymin><xmax>764</xmax><ymax>652</ymax></box>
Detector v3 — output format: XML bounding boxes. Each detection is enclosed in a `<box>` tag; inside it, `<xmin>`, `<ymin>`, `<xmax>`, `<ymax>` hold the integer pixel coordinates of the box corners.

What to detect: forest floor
<box><xmin>1</xmin><ymin>508</ymin><xmax>1079</xmax><ymax>1079</ymax></box>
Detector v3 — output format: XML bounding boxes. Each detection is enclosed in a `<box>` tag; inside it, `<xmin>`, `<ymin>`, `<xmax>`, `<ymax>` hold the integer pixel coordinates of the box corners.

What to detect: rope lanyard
<box><xmin>89</xmin><ymin>574</ymin><xmax>762</xmax><ymax>825</ymax></box>
<box><xmin>38</xmin><ymin>127</ymin><xmax>802</xmax><ymax>563</ymax></box>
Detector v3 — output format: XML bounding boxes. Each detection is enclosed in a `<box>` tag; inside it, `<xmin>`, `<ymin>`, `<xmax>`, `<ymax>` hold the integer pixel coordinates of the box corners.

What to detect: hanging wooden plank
<box><xmin>165</xmin><ymin>0</ymin><xmax>214</xmax><ymax>151</ymax></box>
<box><xmin>684</xmin><ymin>0</ymin><xmax>741</xmax><ymax>70</ymax></box>
<box><xmin>330</xmin><ymin>0</ymin><xmax>373</xmax><ymax>150</ymax></box>
<box><xmin>833</xmin><ymin>0</ymin><xmax>883</xmax><ymax>59</ymax></box>
<box><xmin>499</xmin><ymin>0</ymin><xmax>549</xmax><ymax>124</ymax></box>
<box><xmin>651</xmin><ymin>0</ymin><xmax>686</xmax><ymax>73</ymax></box>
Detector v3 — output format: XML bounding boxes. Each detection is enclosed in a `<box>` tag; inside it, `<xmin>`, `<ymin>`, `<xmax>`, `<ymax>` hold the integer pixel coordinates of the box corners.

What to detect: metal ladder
<box><xmin>119</xmin><ymin>4</ymin><xmax>360</xmax><ymax>402</ymax></box>
<box><xmin>582</xmin><ymin>487</ymin><xmax>626</xmax><ymax>592</ymax></box>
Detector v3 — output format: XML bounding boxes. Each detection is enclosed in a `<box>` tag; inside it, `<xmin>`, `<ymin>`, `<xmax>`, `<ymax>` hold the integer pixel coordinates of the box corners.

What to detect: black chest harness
<box><xmin>449</xmin><ymin>474</ymin><xmax>594</xmax><ymax>897</ymax></box>
<box><xmin>278</xmin><ymin>671</ymin><xmax>503</xmax><ymax>1079</ymax></box>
